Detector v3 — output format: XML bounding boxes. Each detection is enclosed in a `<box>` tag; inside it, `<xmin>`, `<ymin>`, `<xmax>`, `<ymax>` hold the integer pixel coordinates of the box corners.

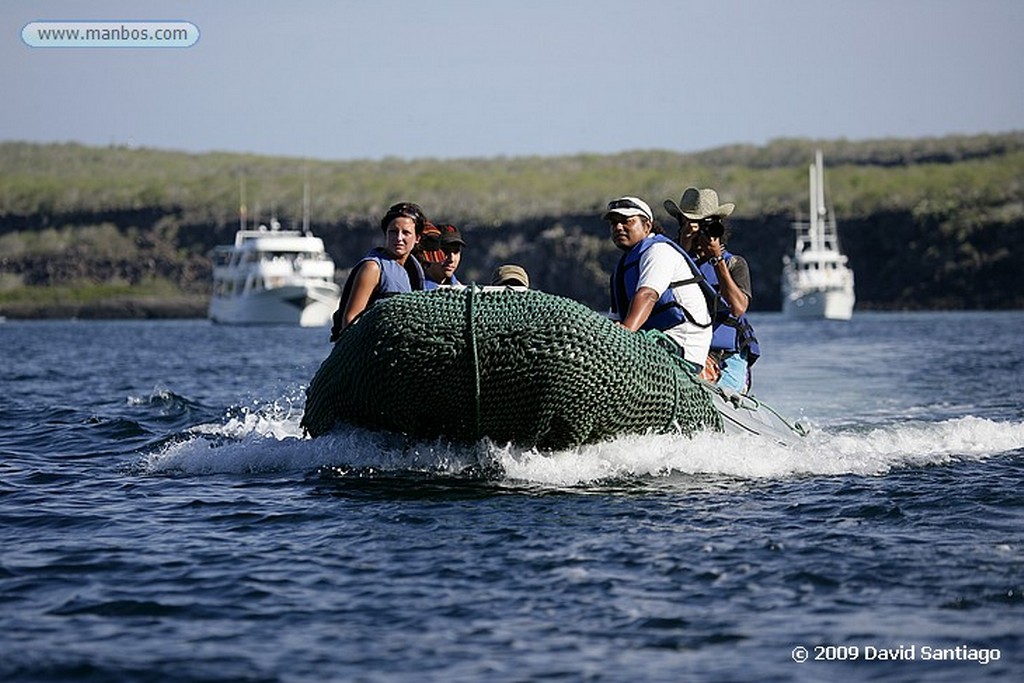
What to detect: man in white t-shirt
<box><xmin>605</xmin><ymin>196</ymin><xmax>712</xmax><ymax>368</ymax></box>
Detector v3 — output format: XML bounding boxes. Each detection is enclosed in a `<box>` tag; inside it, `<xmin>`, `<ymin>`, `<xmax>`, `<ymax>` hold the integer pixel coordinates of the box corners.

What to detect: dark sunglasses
<box><xmin>606</xmin><ymin>214</ymin><xmax>638</xmax><ymax>226</ymax></box>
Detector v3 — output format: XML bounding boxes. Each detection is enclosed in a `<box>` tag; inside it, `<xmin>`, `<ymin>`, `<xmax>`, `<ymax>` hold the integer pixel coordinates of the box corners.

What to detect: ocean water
<box><xmin>1</xmin><ymin>311</ymin><xmax>1022</xmax><ymax>682</ymax></box>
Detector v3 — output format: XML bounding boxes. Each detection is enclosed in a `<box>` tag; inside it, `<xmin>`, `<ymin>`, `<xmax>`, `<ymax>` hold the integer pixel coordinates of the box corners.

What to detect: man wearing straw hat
<box><xmin>666</xmin><ymin>187</ymin><xmax>761</xmax><ymax>393</ymax></box>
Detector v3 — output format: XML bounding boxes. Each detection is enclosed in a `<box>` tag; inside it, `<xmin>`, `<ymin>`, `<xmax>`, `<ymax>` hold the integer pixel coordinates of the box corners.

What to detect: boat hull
<box><xmin>209</xmin><ymin>283</ymin><xmax>340</xmax><ymax>327</ymax></box>
<box><xmin>782</xmin><ymin>287</ymin><xmax>855</xmax><ymax>321</ymax></box>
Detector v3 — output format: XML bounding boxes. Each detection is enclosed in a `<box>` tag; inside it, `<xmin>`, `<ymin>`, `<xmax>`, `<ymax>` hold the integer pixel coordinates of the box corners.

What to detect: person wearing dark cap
<box><xmin>605</xmin><ymin>196</ymin><xmax>712</xmax><ymax>369</ymax></box>
<box><xmin>415</xmin><ymin>222</ymin><xmax>465</xmax><ymax>290</ymax></box>
<box><xmin>329</xmin><ymin>201</ymin><xmax>427</xmax><ymax>341</ymax></box>
<box><xmin>491</xmin><ymin>264</ymin><xmax>530</xmax><ymax>288</ymax></box>
<box><xmin>665</xmin><ymin>187</ymin><xmax>760</xmax><ymax>392</ymax></box>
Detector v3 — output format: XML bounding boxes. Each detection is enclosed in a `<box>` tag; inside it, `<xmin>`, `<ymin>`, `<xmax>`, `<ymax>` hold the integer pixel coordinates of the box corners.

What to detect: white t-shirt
<box><xmin>634</xmin><ymin>240</ymin><xmax>712</xmax><ymax>366</ymax></box>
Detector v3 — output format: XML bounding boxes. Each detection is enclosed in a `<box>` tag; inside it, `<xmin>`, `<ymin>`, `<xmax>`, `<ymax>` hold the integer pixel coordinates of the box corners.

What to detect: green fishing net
<box><xmin>301</xmin><ymin>287</ymin><xmax>722</xmax><ymax>450</ymax></box>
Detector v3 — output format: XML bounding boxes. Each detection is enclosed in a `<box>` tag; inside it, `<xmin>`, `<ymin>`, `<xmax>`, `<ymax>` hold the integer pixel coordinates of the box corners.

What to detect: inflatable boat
<box><xmin>301</xmin><ymin>287</ymin><xmax>807</xmax><ymax>450</ymax></box>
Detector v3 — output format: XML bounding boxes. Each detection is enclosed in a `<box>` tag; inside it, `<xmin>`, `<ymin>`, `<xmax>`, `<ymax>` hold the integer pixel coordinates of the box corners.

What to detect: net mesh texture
<box><xmin>301</xmin><ymin>287</ymin><xmax>722</xmax><ymax>450</ymax></box>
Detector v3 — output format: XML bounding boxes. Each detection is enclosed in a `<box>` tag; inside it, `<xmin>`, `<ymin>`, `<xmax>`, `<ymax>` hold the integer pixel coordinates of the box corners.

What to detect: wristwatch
<box><xmin>708</xmin><ymin>255</ymin><xmax>723</xmax><ymax>266</ymax></box>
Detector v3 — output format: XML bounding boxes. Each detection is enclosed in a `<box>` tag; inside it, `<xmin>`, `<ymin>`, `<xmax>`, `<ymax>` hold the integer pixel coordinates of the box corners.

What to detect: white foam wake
<box><xmin>498</xmin><ymin>415</ymin><xmax>1024</xmax><ymax>485</ymax></box>
<box><xmin>136</xmin><ymin>397</ymin><xmax>1024</xmax><ymax>485</ymax></box>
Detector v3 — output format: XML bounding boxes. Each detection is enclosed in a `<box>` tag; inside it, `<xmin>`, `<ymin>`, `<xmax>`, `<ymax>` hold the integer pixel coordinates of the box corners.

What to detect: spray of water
<box><xmin>137</xmin><ymin>397</ymin><xmax>1024</xmax><ymax>486</ymax></box>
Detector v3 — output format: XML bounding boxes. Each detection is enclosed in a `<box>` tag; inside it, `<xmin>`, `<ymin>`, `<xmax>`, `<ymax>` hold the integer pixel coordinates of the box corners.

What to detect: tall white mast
<box><xmin>815</xmin><ymin>149</ymin><xmax>827</xmax><ymax>252</ymax></box>
<box><xmin>808</xmin><ymin>162</ymin><xmax>818</xmax><ymax>251</ymax></box>
<box><xmin>815</xmin><ymin>149</ymin><xmax>826</xmax><ymax>222</ymax></box>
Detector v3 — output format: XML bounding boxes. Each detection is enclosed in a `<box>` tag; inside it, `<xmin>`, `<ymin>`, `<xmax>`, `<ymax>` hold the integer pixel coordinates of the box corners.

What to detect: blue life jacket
<box><xmin>701</xmin><ymin>249</ymin><xmax>761</xmax><ymax>365</ymax></box>
<box><xmin>332</xmin><ymin>248</ymin><xmax>424</xmax><ymax>338</ymax></box>
<box><xmin>610</xmin><ymin>234</ymin><xmax>714</xmax><ymax>332</ymax></box>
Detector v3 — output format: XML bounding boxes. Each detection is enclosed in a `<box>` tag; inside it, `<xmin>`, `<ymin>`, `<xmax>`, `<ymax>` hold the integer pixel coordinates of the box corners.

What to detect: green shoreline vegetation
<box><xmin>2</xmin><ymin>133</ymin><xmax>1023</xmax><ymax>317</ymax></box>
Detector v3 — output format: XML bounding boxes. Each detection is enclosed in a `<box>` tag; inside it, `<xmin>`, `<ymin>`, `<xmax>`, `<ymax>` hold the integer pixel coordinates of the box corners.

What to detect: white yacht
<box><xmin>782</xmin><ymin>150</ymin><xmax>856</xmax><ymax>320</ymax></box>
<box><xmin>208</xmin><ymin>217</ymin><xmax>341</xmax><ymax>327</ymax></box>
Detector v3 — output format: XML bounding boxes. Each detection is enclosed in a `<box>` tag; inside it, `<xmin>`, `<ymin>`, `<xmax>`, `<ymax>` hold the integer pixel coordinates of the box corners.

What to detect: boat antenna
<box><xmin>302</xmin><ymin>166</ymin><xmax>311</xmax><ymax>235</ymax></box>
<box><xmin>239</xmin><ymin>176</ymin><xmax>248</xmax><ymax>231</ymax></box>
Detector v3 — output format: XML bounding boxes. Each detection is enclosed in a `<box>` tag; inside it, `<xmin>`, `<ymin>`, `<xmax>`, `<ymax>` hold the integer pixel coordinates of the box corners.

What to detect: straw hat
<box><xmin>664</xmin><ymin>187</ymin><xmax>734</xmax><ymax>221</ymax></box>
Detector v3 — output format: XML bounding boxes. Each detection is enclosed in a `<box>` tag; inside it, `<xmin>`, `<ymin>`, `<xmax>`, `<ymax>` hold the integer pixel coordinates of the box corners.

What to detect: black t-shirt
<box><xmin>727</xmin><ymin>254</ymin><xmax>752</xmax><ymax>301</ymax></box>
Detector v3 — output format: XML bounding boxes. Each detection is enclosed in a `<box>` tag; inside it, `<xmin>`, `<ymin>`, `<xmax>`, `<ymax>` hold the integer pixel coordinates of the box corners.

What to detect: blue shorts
<box><xmin>718</xmin><ymin>352</ymin><xmax>750</xmax><ymax>393</ymax></box>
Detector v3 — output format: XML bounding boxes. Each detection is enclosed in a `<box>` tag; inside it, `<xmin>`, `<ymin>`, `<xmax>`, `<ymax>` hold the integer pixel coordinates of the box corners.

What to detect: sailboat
<box><xmin>781</xmin><ymin>150</ymin><xmax>855</xmax><ymax>320</ymax></box>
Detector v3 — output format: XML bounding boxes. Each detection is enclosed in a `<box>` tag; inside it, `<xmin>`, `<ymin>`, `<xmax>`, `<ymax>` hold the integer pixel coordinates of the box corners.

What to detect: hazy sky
<box><xmin>4</xmin><ymin>0</ymin><xmax>1023</xmax><ymax>161</ymax></box>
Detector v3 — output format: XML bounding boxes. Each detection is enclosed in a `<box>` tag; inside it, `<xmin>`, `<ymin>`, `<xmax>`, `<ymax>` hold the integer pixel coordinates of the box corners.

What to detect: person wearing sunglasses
<box><xmin>329</xmin><ymin>201</ymin><xmax>427</xmax><ymax>341</ymax></box>
<box><xmin>605</xmin><ymin>196</ymin><xmax>713</xmax><ymax>370</ymax></box>
<box><xmin>414</xmin><ymin>222</ymin><xmax>465</xmax><ymax>289</ymax></box>
<box><xmin>666</xmin><ymin>187</ymin><xmax>760</xmax><ymax>393</ymax></box>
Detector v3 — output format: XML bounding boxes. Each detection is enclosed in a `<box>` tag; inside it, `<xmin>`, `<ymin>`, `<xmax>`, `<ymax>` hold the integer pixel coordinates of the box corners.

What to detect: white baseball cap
<box><xmin>603</xmin><ymin>196</ymin><xmax>654</xmax><ymax>222</ymax></box>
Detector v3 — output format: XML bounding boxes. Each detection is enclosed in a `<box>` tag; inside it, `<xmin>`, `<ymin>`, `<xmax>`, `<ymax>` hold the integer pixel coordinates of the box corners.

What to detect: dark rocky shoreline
<box><xmin>1</xmin><ymin>296</ymin><xmax>208</xmax><ymax>320</ymax></box>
